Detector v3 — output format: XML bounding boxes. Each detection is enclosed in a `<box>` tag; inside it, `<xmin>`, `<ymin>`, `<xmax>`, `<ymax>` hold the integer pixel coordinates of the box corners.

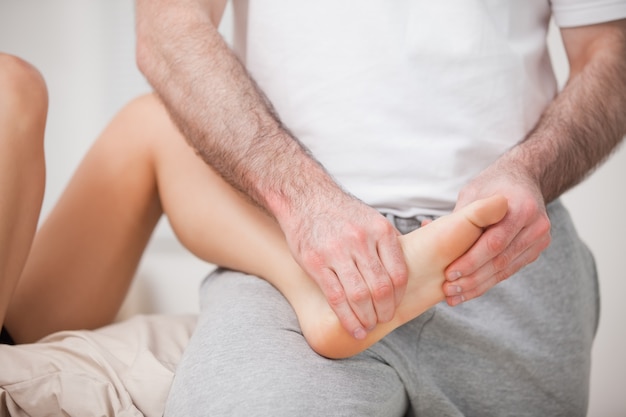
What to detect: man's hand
<box><xmin>281</xmin><ymin>193</ymin><xmax>408</xmax><ymax>340</ymax></box>
<box><xmin>442</xmin><ymin>160</ymin><xmax>551</xmax><ymax>306</ymax></box>
<box><xmin>441</xmin><ymin>19</ymin><xmax>626</xmax><ymax>306</ymax></box>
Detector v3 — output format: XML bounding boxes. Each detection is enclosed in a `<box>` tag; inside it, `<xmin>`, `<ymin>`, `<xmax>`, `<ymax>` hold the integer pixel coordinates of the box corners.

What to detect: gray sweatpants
<box><xmin>164</xmin><ymin>200</ymin><xmax>598</xmax><ymax>417</ymax></box>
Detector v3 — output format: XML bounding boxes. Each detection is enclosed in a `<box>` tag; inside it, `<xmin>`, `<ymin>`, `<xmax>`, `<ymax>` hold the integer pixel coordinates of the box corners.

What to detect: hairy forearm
<box><xmin>505</xmin><ymin>29</ymin><xmax>626</xmax><ymax>203</ymax></box>
<box><xmin>135</xmin><ymin>0</ymin><xmax>341</xmax><ymax>219</ymax></box>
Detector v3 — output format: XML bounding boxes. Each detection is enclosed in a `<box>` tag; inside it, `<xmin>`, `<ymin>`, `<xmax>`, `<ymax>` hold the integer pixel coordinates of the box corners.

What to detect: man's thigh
<box><xmin>164</xmin><ymin>269</ymin><xmax>408</xmax><ymax>417</ymax></box>
<box><xmin>376</xmin><ymin>200</ymin><xmax>599</xmax><ymax>417</ymax></box>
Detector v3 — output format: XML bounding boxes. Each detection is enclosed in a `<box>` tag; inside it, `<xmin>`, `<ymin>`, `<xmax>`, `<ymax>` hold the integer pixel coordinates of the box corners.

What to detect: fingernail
<box><xmin>353</xmin><ymin>328</ymin><xmax>367</xmax><ymax>340</ymax></box>
<box><xmin>445</xmin><ymin>285</ymin><xmax>462</xmax><ymax>296</ymax></box>
<box><xmin>447</xmin><ymin>271</ymin><xmax>462</xmax><ymax>281</ymax></box>
<box><xmin>443</xmin><ymin>285</ymin><xmax>463</xmax><ymax>297</ymax></box>
<box><xmin>449</xmin><ymin>295</ymin><xmax>465</xmax><ymax>306</ymax></box>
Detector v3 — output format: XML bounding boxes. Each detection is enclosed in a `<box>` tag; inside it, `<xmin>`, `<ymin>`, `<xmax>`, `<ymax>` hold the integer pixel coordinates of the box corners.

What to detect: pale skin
<box><xmin>4</xmin><ymin>90</ymin><xmax>506</xmax><ymax>359</ymax></box>
<box><xmin>135</xmin><ymin>0</ymin><xmax>626</xmax><ymax>341</ymax></box>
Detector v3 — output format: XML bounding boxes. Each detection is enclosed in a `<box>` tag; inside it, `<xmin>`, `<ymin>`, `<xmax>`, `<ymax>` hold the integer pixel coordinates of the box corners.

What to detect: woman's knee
<box><xmin>104</xmin><ymin>93</ymin><xmax>187</xmax><ymax>161</ymax></box>
<box><xmin>0</xmin><ymin>53</ymin><xmax>48</xmax><ymax>120</ymax></box>
<box><xmin>0</xmin><ymin>53</ymin><xmax>48</xmax><ymax>154</ymax></box>
<box><xmin>83</xmin><ymin>93</ymin><xmax>176</xmax><ymax>188</ymax></box>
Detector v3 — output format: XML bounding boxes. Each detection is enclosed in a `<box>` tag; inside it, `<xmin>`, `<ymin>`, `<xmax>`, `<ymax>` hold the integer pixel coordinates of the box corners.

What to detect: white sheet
<box><xmin>0</xmin><ymin>314</ymin><xmax>196</xmax><ymax>417</ymax></box>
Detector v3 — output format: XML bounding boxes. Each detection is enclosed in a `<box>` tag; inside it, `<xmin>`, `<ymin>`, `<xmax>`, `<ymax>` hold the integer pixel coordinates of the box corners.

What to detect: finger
<box><xmin>355</xmin><ymin>253</ymin><xmax>395</xmax><ymax>324</ymax></box>
<box><xmin>375</xmin><ymin>233</ymin><xmax>408</xmax><ymax>310</ymax></box>
<box><xmin>444</xmin><ymin>219</ymin><xmax>516</xmax><ymax>282</ymax></box>
<box><xmin>446</xmin><ymin>211</ymin><xmax>550</xmax><ymax>284</ymax></box>
<box><xmin>446</xmin><ymin>231</ymin><xmax>550</xmax><ymax>297</ymax></box>
<box><xmin>446</xmin><ymin>206</ymin><xmax>550</xmax><ymax>281</ymax></box>
<box><xmin>334</xmin><ymin>261</ymin><xmax>378</xmax><ymax>331</ymax></box>
<box><xmin>443</xmin><ymin>233</ymin><xmax>551</xmax><ymax>305</ymax></box>
<box><xmin>316</xmin><ymin>267</ymin><xmax>370</xmax><ymax>340</ymax></box>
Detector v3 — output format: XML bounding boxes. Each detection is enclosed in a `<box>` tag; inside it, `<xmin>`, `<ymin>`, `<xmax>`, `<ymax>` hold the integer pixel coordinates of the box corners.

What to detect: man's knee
<box><xmin>165</xmin><ymin>270</ymin><xmax>408</xmax><ymax>417</ymax></box>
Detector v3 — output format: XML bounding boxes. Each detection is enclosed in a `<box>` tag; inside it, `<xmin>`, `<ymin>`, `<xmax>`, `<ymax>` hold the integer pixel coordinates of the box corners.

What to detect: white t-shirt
<box><xmin>232</xmin><ymin>0</ymin><xmax>626</xmax><ymax>215</ymax></box>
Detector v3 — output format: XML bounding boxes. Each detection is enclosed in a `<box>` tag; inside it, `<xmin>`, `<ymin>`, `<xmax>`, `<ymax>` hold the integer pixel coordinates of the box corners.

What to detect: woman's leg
<box><xmin>140</xmin><ymin>95</ymin><xmax>507</xmax><ymax>358</ymax></box>
<box><xmin>7</xmin><ymin>94</ymin><xmax>507</xmax><ymax>359</ymax></box>
<box><xmin>6</xmin><ymin>92</ymin><xmax>287</xmax><ymax>343</ymax></box>
<box><xmin>5</xmin><ymin>95</ymin><xmax>164</xmax><ymax>343</ymax></box>
<box><xmin>0</xmin><ymin>54</ymin><xmax>47</xmax><ymax>330</ymax></box>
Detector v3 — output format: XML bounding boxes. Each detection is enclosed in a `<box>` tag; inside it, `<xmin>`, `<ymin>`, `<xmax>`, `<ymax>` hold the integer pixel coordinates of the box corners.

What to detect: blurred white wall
<box><xmin>0</xmin><ymin>2</ymin><xmax>624</xmax><ymax>415</ymax></box>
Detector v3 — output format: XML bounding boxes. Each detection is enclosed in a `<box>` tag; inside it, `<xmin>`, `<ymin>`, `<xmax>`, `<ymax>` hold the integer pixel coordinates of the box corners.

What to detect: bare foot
<box><xmin>291</xmin><ymin>195</ymin><xmax>508</xmax><ymax>359</ymax></box>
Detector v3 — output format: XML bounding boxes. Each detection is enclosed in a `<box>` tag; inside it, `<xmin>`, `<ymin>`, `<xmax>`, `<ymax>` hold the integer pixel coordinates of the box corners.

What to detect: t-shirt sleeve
<box><xmin>551</xmin><ymin>0</ymin><xmax>626</xmax><ymax>27</ymax></box>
